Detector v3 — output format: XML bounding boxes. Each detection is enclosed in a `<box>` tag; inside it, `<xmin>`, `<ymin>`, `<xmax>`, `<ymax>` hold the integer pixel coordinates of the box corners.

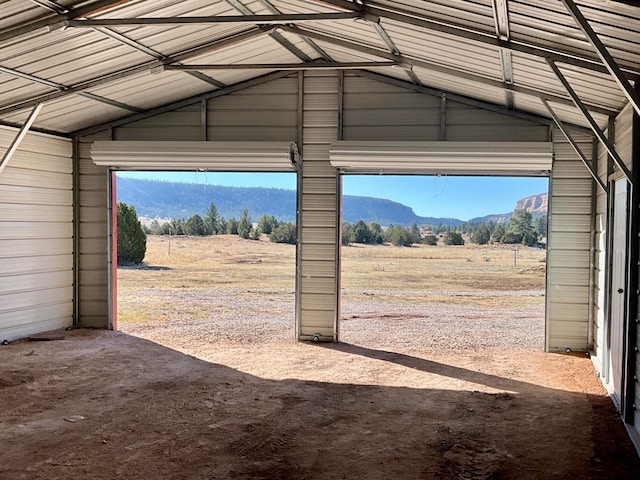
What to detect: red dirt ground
<box><xmin>1</xmin><ymin>329</ymin><xmax>639</xmax><ymax>479</ymax></box>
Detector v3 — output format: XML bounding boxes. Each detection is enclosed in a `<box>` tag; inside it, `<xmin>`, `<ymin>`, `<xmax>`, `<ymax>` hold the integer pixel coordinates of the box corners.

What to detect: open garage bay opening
<box><xmin>338</xmin><ymin>175</ymin><xmax>550</xmax><ymax>354</ymax></box>
<box><xmin>113</xmin><ymin>170</ymin><xmax>298</xmax><ymax>348</ymax></box>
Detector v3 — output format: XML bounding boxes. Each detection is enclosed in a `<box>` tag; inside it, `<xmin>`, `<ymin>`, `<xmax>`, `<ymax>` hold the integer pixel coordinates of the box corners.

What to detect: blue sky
<box><xmin>117</xmin><ymin>171</ymin><xmax>547</xmax><ymax>221</ymax></box>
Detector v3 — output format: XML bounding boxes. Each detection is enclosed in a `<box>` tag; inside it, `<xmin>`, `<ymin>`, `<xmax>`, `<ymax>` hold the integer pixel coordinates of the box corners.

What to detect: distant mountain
<box><xmin>116</xmin><ymin>178</ymin><xmax>463</xmax><ymax>227</ymax></box>
<box><xmin>117</xmin><ymin>178</ymin><xmax>546</xmax><ymax>227</ymax></box>
<box><xmin>469</xmin><ymin>193</ymin><xmax>548</xmax><ymax>224</ymax></box>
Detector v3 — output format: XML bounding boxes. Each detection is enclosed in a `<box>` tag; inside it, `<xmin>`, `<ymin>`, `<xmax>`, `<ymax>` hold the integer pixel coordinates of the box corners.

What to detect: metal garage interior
<box><xmin>0</xmin><ymin>0</ymin><xmax>639</xmax><ymax>451</ymax></box>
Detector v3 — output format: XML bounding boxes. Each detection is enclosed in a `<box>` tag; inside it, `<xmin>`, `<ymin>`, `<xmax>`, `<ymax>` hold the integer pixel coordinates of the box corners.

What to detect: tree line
<box><xmin>143</xmin><ymin>202</ymin><xmax>298</xmax><ymax>245</ymax></box>
<box><xmin>342</xmin><ymin>210</ymin><xmax>545</xmax><ymax>248</ymax></box>
<box><xmin>118</xmin><ymin>200</ymin><xmax>546</xmax><ymax>266</ymax></box>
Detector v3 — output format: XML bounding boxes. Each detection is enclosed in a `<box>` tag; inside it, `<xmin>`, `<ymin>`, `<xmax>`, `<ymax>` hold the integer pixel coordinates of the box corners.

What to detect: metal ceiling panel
<box><xmin>508</xmin><ymin>0</ymin><xmax>640</xmax><ymax>71</ymax></box>
<box><xmin>0</xmin><ymin>76</ymin><xmax>53</xmax><ymax>108</ymax></box>
<box><xmin>0</xmin><ymin>0</ymin><xmax>637</xmax><ymax>134</ymax></box>
<box><xmin>1</xmin><ymin>95</ymin><xmax>127</xmax><ymax>133</ymax></box>
<box><xmin>370</xmin><ymin>0</ymin><xmax>496</xmax><ymax>33</ymax></box>
<box><xmin>86</xmin><ymin>70</ymin><xmax>213</xmax><ymax>110</ymax></box>
<box><xmin>509</xmin><ymin>53</ymin><xmax>625</xmax><ymax>112</ymax></box>
<box><xmin>381</xmin><ymin>18</ymin><xmax>504</xmax><ymax>79</ymax></box>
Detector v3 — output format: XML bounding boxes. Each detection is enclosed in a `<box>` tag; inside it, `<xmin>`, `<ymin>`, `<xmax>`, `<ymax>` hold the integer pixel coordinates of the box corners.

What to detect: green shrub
<box><xmin>117</xmin><ymin>202</ymin><xmax>147</xmax><ymax>265</ymax></box>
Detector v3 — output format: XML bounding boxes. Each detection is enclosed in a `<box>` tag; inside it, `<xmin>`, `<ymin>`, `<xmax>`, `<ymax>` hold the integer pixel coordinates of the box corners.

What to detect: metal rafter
<box><xmin>0</xmin><ymin>0</ymin><xmax>133</xmax><ymax>43</ymax></box>
<box><xmin>0</xmin><ymin>64</ymin><xmax>143</xmax><ymax>112</ymax></box>
<box><xmin>309</xmin><ymin>0</ymin><xmax>640</xmax><ymax>78</ymax></box>
<box><xmin>29</xmin><ymin>0</ymin><xmax>68</xmax><ymax>15</ymax></box>
<box><xmin>492</xmin><ymin>0</ymin><xmax>514</xmax><ymax>108</ymax></box>
<box><xmin>52</xmin><ymin>13</ymin><xmax>362</xmax><ymax>28</ymax></box>
<box><xmin>91</xmin><ymin>26</ymin><xmax>228</xmax><ymax>88</ymax></box>
<box><xmin>547</xmin><ymin>58</ymin><xmax>633</xmax><ymax>183</ymax></box>
<box><xmin>0</xmin><ymin>27</ymin><xmax>267</xmax><ymax>117</ymax></box>
<box><xmin>222</xmin><ymin>0</ymin><xmax>313</xmax><ymax>63</ymax></box>
<box><xmin>279</xmin><ymin>24</ymin><xmax>616</xmax><ymax>116</ymax></box>
<box><xmin>357</xmin><ymin>0</ymin><xmax>420</xmax><ymax>86</ymax></box>
<box><xmin>251</xmin><ymin>0</ymin><xmax>333</xmax><ymax>61</ymax></box>
<box><xmin>542</xmin><ymin>98</ymin><xmax>607</xmax><ymax>193</ymax></box>
<box><xmin>560</xmin><ymin>0</ymin><xmax>640</xmax><ymax>117</ymax></box>
<box><xmin>162</xmin><ymin>61</ymin><xmax>398</xmax><ymax>71</ymax></box>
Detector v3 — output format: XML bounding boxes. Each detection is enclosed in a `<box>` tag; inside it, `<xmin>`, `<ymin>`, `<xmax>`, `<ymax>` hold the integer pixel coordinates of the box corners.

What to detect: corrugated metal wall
<box><xmin>78</xmin><ymin>132</ymin><xmax>111</xmax><ymax>328</ymax></box>
<box><xmin>75</xmin><ymin>72</ymin><xmax>595</xmax><ymax>352</ymax></box>
<box><xmin>547</xmin><ymin>129</ymin><xmax>594</xmax><ymax>351</ymax></box>
<box><xmin>593</xmin><ymin>125</ymin><xmax>609</xmax><ymax>373</ymax></box>
<box><xmin>77</xmin><ymin>76</ymin><xmax>300</xmax><ymax>330</ymax></box>
<box><xmin>341</xmin><ymin>75</ymin><xmax>549</xmax><ymax>142</ymax></box>
<box><xmin>0</xmin><ymin>127</ymin><xmax>73</xmax><ymax>341</ymax></box>
<box><xmin>298</xmin><ymin>71</ymin><xmax>340</xmax><ymax>340</ymax></box>
<box><xmin>591</xmin><ymin>102</ymin><xmax>640</xmax><ymax>446</ymax></box>
<box><xmin>611</xmin><ymin>103</ymin><xmax>639</xmax><ymax>439</ymax></box>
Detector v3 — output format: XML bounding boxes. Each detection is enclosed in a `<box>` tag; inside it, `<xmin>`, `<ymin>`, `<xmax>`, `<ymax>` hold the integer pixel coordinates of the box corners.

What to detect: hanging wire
<box><xmin>432</xmin><ymin>174</ymin><xmax>447</xmax><ymax>197</ymax></box>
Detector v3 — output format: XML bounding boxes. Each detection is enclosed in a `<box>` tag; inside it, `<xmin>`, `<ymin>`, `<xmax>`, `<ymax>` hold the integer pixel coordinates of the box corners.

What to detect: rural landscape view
<box><xmin>116</xmin><ymin>177</ymin><xmax>549</xmax><ymax>348</ymax></box>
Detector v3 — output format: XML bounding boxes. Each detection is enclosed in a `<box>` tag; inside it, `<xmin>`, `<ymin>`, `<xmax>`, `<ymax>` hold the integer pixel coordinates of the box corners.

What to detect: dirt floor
<box><xmin>1</xmin><ymin>328</ymin><xmax>639</xmax><ymax>480</ymax></box>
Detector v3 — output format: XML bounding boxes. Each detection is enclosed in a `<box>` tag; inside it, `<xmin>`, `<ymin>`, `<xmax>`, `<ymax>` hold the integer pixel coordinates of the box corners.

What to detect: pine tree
<box><xmin>117</xmin><ymin>202</ymin><xmax>147</xmax><ymax>265</ymax></box>
<box><xmin>237</xmin><ymin>209</ymin><xmax>252</xmax><ymax>239</ymax></box>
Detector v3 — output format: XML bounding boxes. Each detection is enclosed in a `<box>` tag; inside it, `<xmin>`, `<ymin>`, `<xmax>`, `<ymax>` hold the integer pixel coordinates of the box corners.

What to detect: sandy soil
<box><xmin>1</xmin><ymin>324</ymin><xmax>638</xmax><ymax>480</ymax></box>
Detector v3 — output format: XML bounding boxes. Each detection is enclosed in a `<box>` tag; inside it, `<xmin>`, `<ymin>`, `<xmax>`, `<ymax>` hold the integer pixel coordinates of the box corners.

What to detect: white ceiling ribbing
<box><xmin>0</xmin><ymin>0</ymin><xmax>637</xmax><ymax>134</ymax></box>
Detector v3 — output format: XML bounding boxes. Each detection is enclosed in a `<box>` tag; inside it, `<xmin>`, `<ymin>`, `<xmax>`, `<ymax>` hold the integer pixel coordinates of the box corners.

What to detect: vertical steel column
<box><xmin>295</xmin><ymin>71</ymin><xmax>304</xmax><ymax>340</ymax></box>
<box><xmin>335</xmin><ymin>71</ymin><xmax>345</xmax><ymax>342</ymax></box>
<box><xmin>107</xmin><ymin>171</ymin><xmax>118</xmax><ymax>330</ymax></box>
<box><xmin>72</xmin><ymin>139</ymin><xmax>80</xmax><ymax>327</ymax></box>
<box><xmin>623</xmin><ymin>88</ymin><xmax>640</xmax><ymax>423</ymax></box>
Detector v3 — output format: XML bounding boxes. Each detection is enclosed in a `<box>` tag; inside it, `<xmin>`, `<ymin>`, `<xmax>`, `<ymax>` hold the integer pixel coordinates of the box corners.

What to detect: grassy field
<box><xmin>117</xmin><ymin>235</ymin><xmax>546</xmax><ymax>323</ymax></box>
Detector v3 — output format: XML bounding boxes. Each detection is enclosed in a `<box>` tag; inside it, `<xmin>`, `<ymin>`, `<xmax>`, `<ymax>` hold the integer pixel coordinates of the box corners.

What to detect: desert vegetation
<box><xmin>117</xmin><ymin>234</ymin><xmax>546</xmax><ymax>329</ymax></box>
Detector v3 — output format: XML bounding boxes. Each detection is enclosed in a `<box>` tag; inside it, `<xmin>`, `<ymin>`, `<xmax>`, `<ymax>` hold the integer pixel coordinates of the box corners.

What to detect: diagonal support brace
<box><xmin>560</xmin><ymin>0</ymin><xmax>640</xmax><ymax>117</ymax></box>
<box><xmin>0</xmin><ymin>103</ymin><xmax>44</xmax><ymax>175</ymax></box>
<box><xmin>542</xmin><ymin>99</ymin><xmax>608</xmax><ymax>193</ymax></box>
<box><xmin>547</xmin><ymin>58</ymin><xmax>633</xmax><ymax>184</ymax></box>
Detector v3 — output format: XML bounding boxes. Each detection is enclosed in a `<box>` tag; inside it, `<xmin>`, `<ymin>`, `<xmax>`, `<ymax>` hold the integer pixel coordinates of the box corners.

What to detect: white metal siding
<box><xmin>78</xmin><ymin>134</ymin><xmax>110</xmax><ymax>328</ymax></box>
<box><xmin>0</xmin><ymin>127</ymin><xmax>73</xmax><ymax>341</ymax></box>
<box><xmin>342</xmin><ymin>74</ymin><xmax>548</xmax><ymax>143</ymax></box>
<box><xmin>298</xmin><ymin>71</ymin><xmax>339</xmax><ymax>340</ymax></box>
<box><xmin>207</xmin><ymin>77</ymin><xmax>299</xmax><ymax>142</ymax></box>
<box><xmin>592</xmin><ymin>125</ymin><xmax>610</xmax><ymax>373</ymax></box>
<box><xmin>547</xmin><ymin>129</ymin><xmax>594</xmax><ymax>351</ymax></box>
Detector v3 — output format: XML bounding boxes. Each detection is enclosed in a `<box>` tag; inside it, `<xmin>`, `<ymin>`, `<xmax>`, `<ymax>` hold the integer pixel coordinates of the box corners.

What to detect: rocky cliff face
<box><xmin>515</xmin><ymin>193</ymin><xmax>548</xmax><ymax>214</ymax></box>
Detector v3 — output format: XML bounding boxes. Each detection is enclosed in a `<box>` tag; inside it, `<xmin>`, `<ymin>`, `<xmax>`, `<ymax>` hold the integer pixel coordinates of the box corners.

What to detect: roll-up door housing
<box><xmin>329</xmin><ymin>141</ymin><xmax>553</xmax><ymax>175</ymax></box>
<box><xmin>91</xmin><ymin>141</ymin><xmax>298</xmax><ymax>171</ymax></box>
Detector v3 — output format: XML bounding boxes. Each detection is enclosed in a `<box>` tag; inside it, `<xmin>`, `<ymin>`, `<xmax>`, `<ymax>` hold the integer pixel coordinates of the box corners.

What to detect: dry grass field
<box><xmin>3</xmin><ymin>234</ymin><xmax>639</xmax><ymax>480</ymax></box>
<box><xmin>118</xmin><ymin>234</ymin><xmax>546</xmax><ymax>324</ymax></box>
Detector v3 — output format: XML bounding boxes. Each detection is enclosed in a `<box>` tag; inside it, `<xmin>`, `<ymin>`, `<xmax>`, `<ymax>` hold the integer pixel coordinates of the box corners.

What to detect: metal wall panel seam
<box><xmin>295</xmin><ymin>70</ymin><xmax>304</xmax><ymax>340</ymax></box>
<box><xmin>72</xmin><ymin>138</ymin><xmax>79</xmax><ymax>327</ymax></box>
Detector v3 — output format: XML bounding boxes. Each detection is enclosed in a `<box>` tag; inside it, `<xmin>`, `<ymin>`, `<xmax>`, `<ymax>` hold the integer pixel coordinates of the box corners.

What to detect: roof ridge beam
<box><xmin>310</xmin><ymin>0</ymin><xmax>640</xmax><ymax>78</ymax></box>
<box><xmin>280</xmin><ymin>24</ymin><xmax>616</xmax><ymax>116</ymax></box>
